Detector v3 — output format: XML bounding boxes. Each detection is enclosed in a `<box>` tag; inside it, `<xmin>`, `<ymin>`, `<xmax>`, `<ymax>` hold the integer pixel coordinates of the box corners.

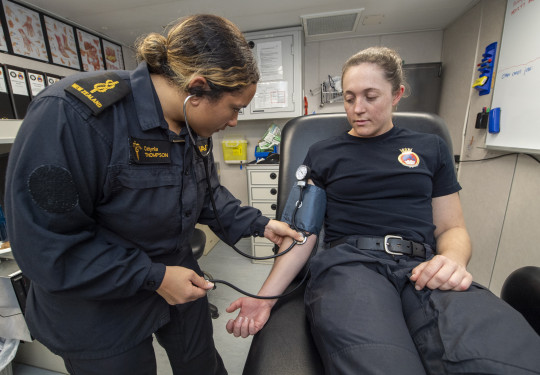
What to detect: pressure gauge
<box><xmin>295</xmin><ymin>165</ymin><xmax>311</xmax><ymax>181</ymax></box>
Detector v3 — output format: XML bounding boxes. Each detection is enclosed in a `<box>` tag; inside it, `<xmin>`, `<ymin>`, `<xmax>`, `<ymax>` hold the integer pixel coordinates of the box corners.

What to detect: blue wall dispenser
<box><xmin>472</xmin><ymin>42</ymin><xmax>497</xmax><ymax>96</ymax></box>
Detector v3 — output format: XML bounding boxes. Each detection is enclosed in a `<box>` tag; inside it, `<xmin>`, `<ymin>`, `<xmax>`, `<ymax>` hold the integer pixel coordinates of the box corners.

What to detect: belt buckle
<box><xmin>384</xmin><ymin>235</ymin><xmax>404</xmax><ymax>256</ymax></box>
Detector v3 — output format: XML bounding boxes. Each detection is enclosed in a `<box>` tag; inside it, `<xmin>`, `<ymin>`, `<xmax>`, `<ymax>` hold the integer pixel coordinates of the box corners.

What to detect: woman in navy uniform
<box><xmin>5</xmin><ymin>14</ymin><xmax>302</xmax><ymax>375</ymax></box>
<box><xmin>226</xmin><ymin>47</ymin><xmax>540</xmax><ymax>374</ymax></box>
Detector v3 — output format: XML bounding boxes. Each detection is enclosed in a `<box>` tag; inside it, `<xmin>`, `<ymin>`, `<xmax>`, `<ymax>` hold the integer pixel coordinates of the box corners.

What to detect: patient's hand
<box><xmin>226</xmin><ymin>297</ymin><xmax>275</xmax><ymax>338</ymax></box>
<box><xmin>410</xmin><ymin>254</ymin><xmax>472</xmax><ymax>291</ymax></box>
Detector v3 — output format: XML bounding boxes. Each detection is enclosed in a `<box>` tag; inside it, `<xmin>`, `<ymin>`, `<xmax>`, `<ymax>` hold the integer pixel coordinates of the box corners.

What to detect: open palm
<box><xmin>225</xmin><ymin>297</ymin><xmax>274</xmax><ymax>338</ymax></box>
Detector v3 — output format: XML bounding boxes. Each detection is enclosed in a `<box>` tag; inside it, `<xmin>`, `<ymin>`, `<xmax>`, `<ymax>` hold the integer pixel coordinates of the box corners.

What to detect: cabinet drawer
<box><xmin>252</xmin><ymin>244</ymin><xmax>275</xmax><ymax>264</ymax></box>
<box><xmin>252</xmin><ymin>201</ymin><xmax>277</xmax><ymax>217</ymax></box>
<box><xmin>249</xmin><ymin>170</ymin><xmax>279</xmax><ymax>185</ymax></box>
<box><xmin>254</xmin><ymin>236</ymin><xmax>274</xmax><ymax>245</ymax></box>
<box><xmin>251</xmin><ymin>186</ymin><xmax>278</xmax><ymax>200</ymax></box>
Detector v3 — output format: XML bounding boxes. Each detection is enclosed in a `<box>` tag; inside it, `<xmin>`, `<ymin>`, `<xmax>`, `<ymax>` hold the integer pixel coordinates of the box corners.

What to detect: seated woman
<box><xmin>225</xmin><ymin>46</ymin><xmax>540</xmax><ymax>374</ymax></box>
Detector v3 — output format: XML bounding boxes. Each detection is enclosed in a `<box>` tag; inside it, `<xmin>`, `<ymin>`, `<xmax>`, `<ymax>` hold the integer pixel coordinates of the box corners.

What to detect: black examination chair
<box><xmin>242</xmin><ymin>112</ymin><xmax>540</xmax><ymax>375</ymax></box>
<box><xmin>242</xmin><ymin>112</ymin><xmax>454</xmax><ymax>375</ymax></box>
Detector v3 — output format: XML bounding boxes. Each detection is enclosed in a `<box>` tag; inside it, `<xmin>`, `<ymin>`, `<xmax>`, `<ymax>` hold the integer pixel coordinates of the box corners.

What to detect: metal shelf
<box><xmin>321</xmin><ymin>87</ymin><xmax>343</xmax><ymax>106</ymax></box>
<box><xmin>0</xmin><ymin>120</ymin><xmax>22</xmax><ymax>143</ymax></box>
<box><xmin>319</xmin><ymin>75</ymin><xmax>343</xmax><ymax>107</ymax></box>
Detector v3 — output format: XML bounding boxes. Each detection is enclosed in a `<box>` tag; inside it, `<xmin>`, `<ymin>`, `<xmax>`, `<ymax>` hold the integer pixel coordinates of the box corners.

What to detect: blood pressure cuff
<box><xmin>281</xmin><ymin>184</ymin><xmax>326</xmax><ymax>234</ymax></box>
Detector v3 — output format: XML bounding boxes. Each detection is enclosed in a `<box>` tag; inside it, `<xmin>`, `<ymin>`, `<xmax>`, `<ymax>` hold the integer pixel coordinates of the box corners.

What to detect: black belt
<box><xmin>329</xmin><ymin>235</ymin><xmax>426</xmax><ymax>258</ymax></box>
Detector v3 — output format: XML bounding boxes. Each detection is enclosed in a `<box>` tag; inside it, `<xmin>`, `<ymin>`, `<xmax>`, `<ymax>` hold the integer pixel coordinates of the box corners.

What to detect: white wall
<box><xmin>441</xmin><ymin>0</ymin><xmax>540</xmax><ymax>294</ymax></box>
<box><xmin>303</xmin><ymin>31</ymin><xmax>443</xmax><ymax>115</ymax></box>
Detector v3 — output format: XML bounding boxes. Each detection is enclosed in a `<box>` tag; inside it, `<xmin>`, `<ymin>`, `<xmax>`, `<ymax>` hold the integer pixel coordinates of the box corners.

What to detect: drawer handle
<box><xmin>271</xmin><ymin>204</ymin><xmax>277</xmax><ymax>210</ymax></box>
<box><xmin>270</xmin><ymin>188</ymin><xmax>277</xmax><ymax>195</ymax></box>
<box><xmin>270</xmin><ymin>172</ymin><xmax>277</xmax><ymax>179</ymax></box>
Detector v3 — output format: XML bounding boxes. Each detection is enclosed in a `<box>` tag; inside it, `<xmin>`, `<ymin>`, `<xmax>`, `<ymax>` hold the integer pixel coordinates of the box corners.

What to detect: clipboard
<box><xmin>5</xmin><ymin>65</ymin><xmax>30</xmax><ymax>119</ymax></box>
<box><xmin>25</xmin><ymin>69</ymin><xmax>46</xmax><ymax>98</ymax></box>
<box><xmin>45</xmin><ymin>73</ymin><xmax>62</xmax><ymax>86</ymax></box>
<box><xmin>0</xmin><ymin>65</ymin><xmax>15</xmax><ymax>119</ymax></box>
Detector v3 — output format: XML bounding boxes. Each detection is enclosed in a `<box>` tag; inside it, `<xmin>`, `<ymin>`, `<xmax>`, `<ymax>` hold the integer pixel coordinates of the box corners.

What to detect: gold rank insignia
<box><xmin>65</xmin><ymin>73</ymin><xmax>130</xmax><ymax>116</ymax></box>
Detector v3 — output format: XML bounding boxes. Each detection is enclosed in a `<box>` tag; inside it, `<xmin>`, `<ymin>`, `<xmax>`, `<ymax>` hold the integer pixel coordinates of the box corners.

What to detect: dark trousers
<box><xmin>305</xmin><ymin>244</ymin><xmax>540</xmax><ymax>375</ymax></box>
<box><xmin>63</xmin><ymin>296</ymin><xmax>227</xmax><ymax>375</ymax></box>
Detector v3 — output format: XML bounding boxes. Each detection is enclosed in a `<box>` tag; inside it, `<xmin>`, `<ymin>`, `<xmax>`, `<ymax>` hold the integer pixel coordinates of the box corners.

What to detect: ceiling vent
<box><xmin>301</xmin><ymin>9</ymin><xmax>364</xmax><ymax>38</ymax></box>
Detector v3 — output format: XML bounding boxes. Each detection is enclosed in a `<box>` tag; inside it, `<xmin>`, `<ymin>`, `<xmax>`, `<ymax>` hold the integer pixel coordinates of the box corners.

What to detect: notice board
<box><xmin>486</xmin><ymin>0</ymin><xmax>540</xmax><ymax>153</ymax></box>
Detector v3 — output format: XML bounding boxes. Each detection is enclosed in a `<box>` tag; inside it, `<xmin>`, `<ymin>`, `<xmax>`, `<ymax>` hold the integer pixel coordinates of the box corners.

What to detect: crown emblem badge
<box><xmin>398</xmin><ymin>148</ymin><xmax>420</xmax><ymax>168</ymax></box>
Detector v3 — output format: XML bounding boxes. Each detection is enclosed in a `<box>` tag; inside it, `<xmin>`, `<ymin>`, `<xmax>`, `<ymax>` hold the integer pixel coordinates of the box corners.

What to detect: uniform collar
<box><xmin>130</xmin><ymin>62</ymin><xmax>169</xmax><ymax>132</ymax></box>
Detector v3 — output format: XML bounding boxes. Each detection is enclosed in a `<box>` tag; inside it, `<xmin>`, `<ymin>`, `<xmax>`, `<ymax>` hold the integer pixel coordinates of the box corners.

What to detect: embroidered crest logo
<box><xmin>132</xmin><ymin>141</ymin><xmax>142</xmax><ymax>160</ymax></box>
<box><xmin>398</xmin><ymin>148</ymin><xmax>420</xmax><ymax>168</ymax></box>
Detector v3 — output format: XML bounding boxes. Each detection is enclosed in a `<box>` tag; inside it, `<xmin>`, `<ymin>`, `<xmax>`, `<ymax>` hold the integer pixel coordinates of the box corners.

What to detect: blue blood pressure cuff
<box><xmin>281</xmin><ymin>184</ymin><xmax>326</xmax><ymax>234</ymax></box>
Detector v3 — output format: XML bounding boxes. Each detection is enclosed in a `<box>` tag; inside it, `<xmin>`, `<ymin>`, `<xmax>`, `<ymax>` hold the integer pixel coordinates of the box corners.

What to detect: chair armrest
<box><xmin>243</xmin><ymin>281</ymin><xmax>324</xmax><ymax>375</ymax></box>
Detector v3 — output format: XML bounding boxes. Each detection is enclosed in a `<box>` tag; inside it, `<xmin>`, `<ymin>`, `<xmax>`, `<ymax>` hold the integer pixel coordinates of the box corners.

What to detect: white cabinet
<box><xmin>246</xmin><ymin>164</ymin><xmax>279</xmax><ymax>264</ymax></box>
<box><xmin>240</xmin><ymin>27</ymin><xmax>303</xmax><ymax>120</ymax></box>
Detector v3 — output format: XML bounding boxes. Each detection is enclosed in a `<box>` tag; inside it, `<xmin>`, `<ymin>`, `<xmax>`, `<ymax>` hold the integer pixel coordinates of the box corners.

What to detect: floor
<box><xmin>11</xmin><ymin>238</ymin><xmax>273</xmax><ymax>375</ymax></box>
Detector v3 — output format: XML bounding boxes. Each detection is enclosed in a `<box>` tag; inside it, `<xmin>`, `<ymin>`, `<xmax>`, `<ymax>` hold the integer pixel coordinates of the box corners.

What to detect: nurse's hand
<box><xmin>264</xmin><ymin>219</ymin><xmax>304</xmax><ymax>247</ymax></box>
<box><xmin>226</xmin><ymin>297</ymin><xmax>275</xmax><ymax>338</ymax></box>
<box><xmin>157</xmin><ymin>266</ymin><xmax>214</xmax><ymax>305</ymax></box>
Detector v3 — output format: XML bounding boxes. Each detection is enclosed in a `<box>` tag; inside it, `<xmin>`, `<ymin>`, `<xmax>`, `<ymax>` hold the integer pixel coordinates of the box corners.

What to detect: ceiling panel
<box><xmin>16</xmin><ymin>0</ymin><xmax>479</xmax><ymax>47</ymax></box>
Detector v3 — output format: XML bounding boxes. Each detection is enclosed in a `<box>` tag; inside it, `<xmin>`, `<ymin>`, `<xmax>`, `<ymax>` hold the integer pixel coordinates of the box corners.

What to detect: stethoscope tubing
<box><xmin>183</xmin><ymin>94</ymin><xmax>313</xmax><ymax>299</ymax></box>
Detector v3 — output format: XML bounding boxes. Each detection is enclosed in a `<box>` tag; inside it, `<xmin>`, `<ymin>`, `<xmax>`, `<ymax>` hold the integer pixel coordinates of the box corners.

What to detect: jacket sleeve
<box><xmin>5</xmin><ymin>96</ymin><xmax>165</xmax><ymax>300</ymax></box>
<box><xmin>196</xmin><ymin>155</ymin><xmax>269</xmax><ymax>245</ymax></box>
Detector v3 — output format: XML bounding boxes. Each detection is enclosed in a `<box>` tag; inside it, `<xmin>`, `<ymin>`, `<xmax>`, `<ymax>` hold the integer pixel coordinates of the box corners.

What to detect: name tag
<box><xmin>129</xmin><ymin>137</ymin><xmax>171</xmax><ymax>164</ymax></box>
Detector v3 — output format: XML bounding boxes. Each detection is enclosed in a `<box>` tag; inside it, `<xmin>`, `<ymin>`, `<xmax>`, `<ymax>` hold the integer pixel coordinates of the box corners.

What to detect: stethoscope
<box><xmin>183</xmin><ymin>95</ymin><xmax>316</xmax><ymax>299</ymax></box>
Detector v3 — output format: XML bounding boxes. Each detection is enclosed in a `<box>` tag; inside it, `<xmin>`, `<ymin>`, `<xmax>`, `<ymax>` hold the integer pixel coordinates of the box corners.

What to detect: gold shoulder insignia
<box><xmin>65</xmin><ymin>72</ymin><xmax>130</xmax><ymax>116</ymax></box>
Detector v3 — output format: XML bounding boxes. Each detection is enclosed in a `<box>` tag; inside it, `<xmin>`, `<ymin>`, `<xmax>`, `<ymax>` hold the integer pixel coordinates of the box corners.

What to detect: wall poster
<box><xmin>44</xmin><ymin>15</ymin><xmax>80</xmax><ymax>69</ymax></box>
<box><xmin>2</xmin><ymin>0</ymin><xmax>48</xmax><ymax>61</ymax></box>
<box><xmin>256</xmin><ymin>40</ymin><xmax>284</xmax><ymax>81</ymax></box>
<box><xmin>0</xmin><ymin>17</ymin><xmax>8</xmax><ymax>52</ymax></box>
<box><xmin>102</xmin><ymin>39</ymin><xmax>124</xmax><ymax>70</ymax></box>
<box><xmin>76</xmin><ymin>28</ymin><xmax>104</xmax><ymax>71</ymax></box>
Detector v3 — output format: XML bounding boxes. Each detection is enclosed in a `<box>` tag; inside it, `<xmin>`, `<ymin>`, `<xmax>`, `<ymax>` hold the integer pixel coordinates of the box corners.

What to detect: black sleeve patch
<box><xmin>65</xmin><ymin>72</ymin><xmax>130</xmax><ymax>116</ymax></box>
<box><xmin>28</xmin><ymin>165</ymin><xmax>79</xmax><ymax>213</ymax></box>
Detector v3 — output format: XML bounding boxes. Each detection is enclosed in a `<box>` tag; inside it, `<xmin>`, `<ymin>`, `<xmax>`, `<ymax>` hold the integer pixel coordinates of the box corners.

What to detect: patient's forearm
<box><xmin>257</xmin><ymin>235</ymin><xmax>317</xmax><ymax>303</ymax></box>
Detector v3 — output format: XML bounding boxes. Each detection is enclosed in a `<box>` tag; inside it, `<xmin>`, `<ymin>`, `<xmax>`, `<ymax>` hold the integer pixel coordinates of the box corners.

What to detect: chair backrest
<box><xmin>276</xmin><ymin>112</ymin><xmax>453</xmax><ymax>220</ymax></box>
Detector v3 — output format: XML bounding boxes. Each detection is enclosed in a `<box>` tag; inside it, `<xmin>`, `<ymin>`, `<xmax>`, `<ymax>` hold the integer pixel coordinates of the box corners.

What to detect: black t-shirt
<box><xmin>303</xmin><ymin>126</ymin><xmax>461</xmax><ymax>247</ymax></box>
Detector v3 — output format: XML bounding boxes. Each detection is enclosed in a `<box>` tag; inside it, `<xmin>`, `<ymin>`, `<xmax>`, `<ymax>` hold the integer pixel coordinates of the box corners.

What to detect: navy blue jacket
<box><xmin>5</xmin><ymin>62</ymin><xmax>268</xmax><ymax>358</ymax></box>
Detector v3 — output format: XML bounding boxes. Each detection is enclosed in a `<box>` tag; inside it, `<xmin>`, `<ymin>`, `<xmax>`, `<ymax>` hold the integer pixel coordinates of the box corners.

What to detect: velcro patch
<box><xmin>130</xmin><ymin>137</ymin><xmax>171</xmax><ymax>164</ymax></box>
<box><xmin>65</xmin><ymin>73</ymin><xmax>130</xmax><ymax>116</ymax></box>
<box><xmin>28</xmin><ymin>165</ymin><xmax>79</xmax><ymax>213</ymax></box>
